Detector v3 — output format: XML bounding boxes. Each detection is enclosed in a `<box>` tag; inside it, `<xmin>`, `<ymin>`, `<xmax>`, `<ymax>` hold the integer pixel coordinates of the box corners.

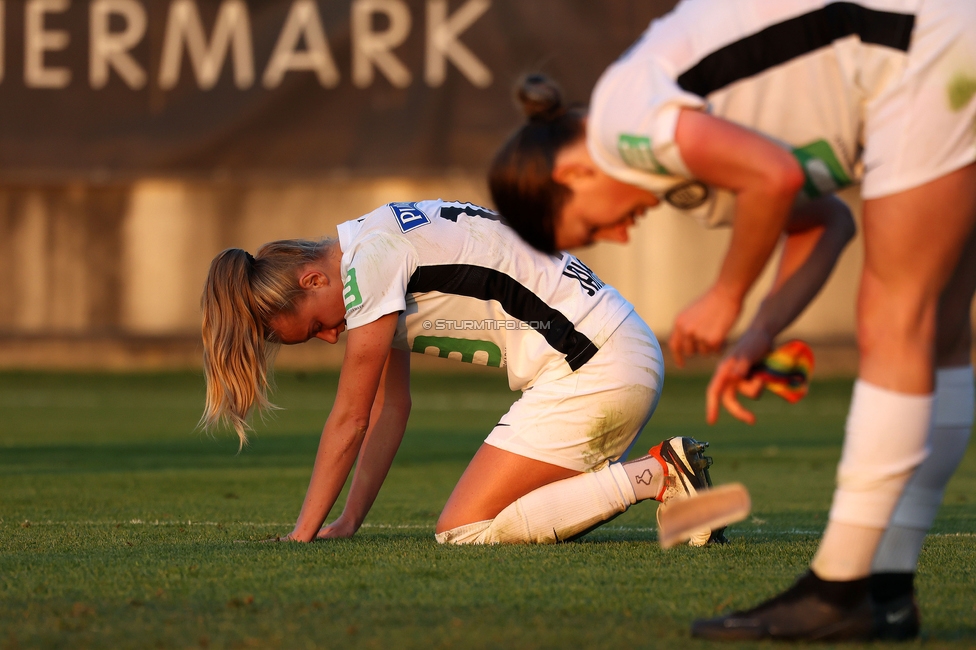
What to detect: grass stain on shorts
<box><xmin>947</xmin><ymin>72</ymin><xmax>976</xmax><ymax>112</ymax></box>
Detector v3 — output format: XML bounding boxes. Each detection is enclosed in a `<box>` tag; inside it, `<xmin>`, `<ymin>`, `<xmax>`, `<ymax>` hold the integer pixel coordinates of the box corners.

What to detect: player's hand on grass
<box><xmin>267</xmin><ymin>528</ymin><xmax>311</xmax><ymax>543</ymax></box>
<box><xmin>316</xmin><ymin>516</ymin><xmax>357</xmax><ymax>540</ymax></box>
<box><xmin>705</xmin><ymin>329</ymin><xmax>772</xmax><ymax>425</ymax></box>
<box><xmin>669</xmin><ymin>287</ymin><xmax>741</xmax><ymax>367</ymax></box>
<box><xmin>257</xmin><ymin>531</ymin><xmax>302</xmax><ymax>543</ymax></box>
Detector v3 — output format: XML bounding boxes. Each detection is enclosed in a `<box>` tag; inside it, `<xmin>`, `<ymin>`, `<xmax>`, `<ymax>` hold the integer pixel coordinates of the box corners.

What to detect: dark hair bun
<box><xmin>517</xmin><ymin>74</ymin><xmax>564</xmax><ymax>122</ymax></box>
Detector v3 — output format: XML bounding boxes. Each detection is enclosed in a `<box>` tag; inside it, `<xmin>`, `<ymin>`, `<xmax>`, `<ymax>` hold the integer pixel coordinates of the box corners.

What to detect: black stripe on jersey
<box><xmin>438</xmin><ymin>204</ymin><xmax>503</xmax><ymax>223</ymax></box>
<box><xmin>406</xmin><ymin>264</ymin><xmax>599</xmax><ymax>371</ymax></box>
<box><xmin>676</xmin><ymin>2</ymin><xmax>915</xmax><ymax>96</ymax></box>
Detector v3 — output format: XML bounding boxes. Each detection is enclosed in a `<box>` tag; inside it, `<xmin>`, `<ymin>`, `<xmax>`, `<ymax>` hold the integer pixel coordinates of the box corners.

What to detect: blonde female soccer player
<box><xmin>488</xmin><ymin>0</ymin><xmax>976</xmax><ymax>640</ymax></box>
<box><xmin>200</xmin><ymin>199</ymin><xmax>723</xmax><ymax>548</ymax></box>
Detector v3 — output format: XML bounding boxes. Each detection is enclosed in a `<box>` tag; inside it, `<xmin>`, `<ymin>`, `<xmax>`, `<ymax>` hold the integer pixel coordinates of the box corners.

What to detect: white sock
<box><xmin>812</xmin><ymin>522</ymin><xmax>885</xmax><ymax>581</ymax></box>
<box><xmin>621</xmin><ymin>454</ymin><xmax>665</xmax><ymax>501</ymax></box>
<box><xmin>872</xmin><ymin>366</ymin><xmax>974</xmax><ymax>573</ymax></box>
<box><xmin>814</xmin><ymin>381</ymin><xmax>933</xmax><ymax>579</ymax></box>
<box><xmin>435</xmin><ymin>463</ymin><xmax>636</xmax><ymax>544</ymax></box>
<box><xmin>828</xmin><ymin>380</ymin><xmax>933</xmax><ymax>529</ymax></box>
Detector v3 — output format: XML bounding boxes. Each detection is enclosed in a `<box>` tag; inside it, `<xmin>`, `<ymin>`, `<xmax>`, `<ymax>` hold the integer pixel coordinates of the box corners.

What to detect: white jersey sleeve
<box><xmin>338</xmin><ymin>211</ymin><xmax>419</xmax><ymax>330</ymax></box>
<box><xmin>589</xmin><ymin>50</ymin><xmax>737</xmax><ymax>228</ymax></box>
<box><xmin>589</xmin><ymin>57</ymin><xmax>703</xmax><ymax>180</ymax></box>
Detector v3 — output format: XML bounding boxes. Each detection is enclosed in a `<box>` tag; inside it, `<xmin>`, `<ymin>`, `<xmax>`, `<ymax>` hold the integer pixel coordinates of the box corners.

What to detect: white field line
<box><xmin>4</xmin><ymin>519</ymin><xmax>976</xmax><ymax>538</ymax></box>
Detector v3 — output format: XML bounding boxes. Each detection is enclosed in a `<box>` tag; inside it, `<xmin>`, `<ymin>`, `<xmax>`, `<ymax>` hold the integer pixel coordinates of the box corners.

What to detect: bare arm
<box><xmin>747</xmin><ymin>195</ymin><xmax>855</xmax><ymax>343</ymax></box>
<box><xmin>706</xmin><ymin>196</ymin><xmax>856</xmax><ymax>424</ymax></box>
<box><xmin>669</xmin><ymin>109</ymin><xmax>806</xmax><ymax>366</ymax></box>
<box><xmin>317</xmin><ymin>347</ymin><xmax>412</xmax><ymax>539</ymax></box>
<box><xmin>287</xmin><ymin>312</ymin><xmax>400</xmax><ymax>542</ymax></box>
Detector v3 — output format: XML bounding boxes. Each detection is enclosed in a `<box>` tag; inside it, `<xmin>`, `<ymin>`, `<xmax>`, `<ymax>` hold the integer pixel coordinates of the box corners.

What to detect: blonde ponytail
<box><xmin>200</xmin><ymin>238</ymin><xmax>336</xmax><ymax>448</ymax></box>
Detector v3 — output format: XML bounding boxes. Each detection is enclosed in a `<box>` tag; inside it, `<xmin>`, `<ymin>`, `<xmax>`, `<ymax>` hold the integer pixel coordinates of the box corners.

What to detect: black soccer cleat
<box><xmin>870</xmin><ymin>572</ymin><xmax>920</xmax><ymax>640</ymax></box>
<box><xmin>690</xmin><ymin>571</ymin><xmax>875</xmax><ymax>641</ymax></box>
<box><xmin>873</xmin><ymin>593</ymin><xmax>920</xmax><ymax>640</ymax></box>
<box><xmin>690</xmin><ymin>440</ymin><xmax>728</xmax><ymax>545</ymax></box>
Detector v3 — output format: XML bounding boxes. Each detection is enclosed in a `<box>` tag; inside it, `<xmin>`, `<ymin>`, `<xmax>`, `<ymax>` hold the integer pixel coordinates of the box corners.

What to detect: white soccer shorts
<box><xmin>484</xmin><ymin>310</ymin><xmax>663</xmax><ymax>472</ymax></box>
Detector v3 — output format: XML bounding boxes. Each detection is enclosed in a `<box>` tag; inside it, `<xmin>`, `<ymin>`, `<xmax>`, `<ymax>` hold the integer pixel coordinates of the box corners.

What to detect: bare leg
<box><xmin>435</xmin><ymin>440</ymin><xmax>706</xmax><ymax>544</ymax></box>
<box><xmin>870</xmin><ymin>227</ymin><xmax>976</xmax><ymax>597</ymax></box>
<box><xmin>436</xmin><ymin>444</ymin><xmax>579</xmax><ymax>533</ymax></box>
<box><xmin>856</xmin><ymin>167</ymin><xmax>976</xmax><ymax>391</ymax></box>
<box><xmin>693</xmin><ymin>165</ymin><xmax>976</xmax><ymax>642</ymax></box>
<box><xmin>813</xmin><ymin>164</ymin><xmax>976</xmax><ymax>580</ymax></box>
<box><xmin>434</xmin><ymin>310</ymin><xmax>672</xmax><ymax>544</ymax></box>
<box><xmin>935</xmin><ymin>226</ymin><xmax>976</xmax><ymax>368</ymax></box>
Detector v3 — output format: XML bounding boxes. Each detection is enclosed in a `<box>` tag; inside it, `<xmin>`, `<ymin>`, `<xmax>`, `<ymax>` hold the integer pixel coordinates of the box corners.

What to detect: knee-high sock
<box><xmin>813</xmin><ymin>381</ymin><xmax>932</xmax><ymax>579</ymax></box>
<box><xmin>435</xmin><ymin>463</ymin><xmax>636</xmax><ymax>544</ymax></box>
<box><xmin>872</xmin><ymin>367</ymin><xmax>975</xmax><ymax>573</ymax></box>
<box><xmin>829</xmin><ymin>380</ymin><xmax>933</xmax><ymax>528</ymax></box>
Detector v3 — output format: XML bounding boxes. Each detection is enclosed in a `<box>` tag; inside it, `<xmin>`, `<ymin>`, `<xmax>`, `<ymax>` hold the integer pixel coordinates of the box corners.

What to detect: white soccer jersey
<box><xmin>590</xmin><ymin>0</ymin><xmax>976</xmax><ymax>227</ymax></box>
<box><xmin>335</xmin><ymin>200</ymin><xmax>635</xmax><ymax>390</ymax></box>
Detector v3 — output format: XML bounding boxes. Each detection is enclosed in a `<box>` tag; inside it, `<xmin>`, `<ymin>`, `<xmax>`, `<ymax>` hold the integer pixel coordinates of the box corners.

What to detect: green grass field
<box><xmin>1</xmin><ymin>369</ymin><xmax>974</xmax><ymax>649</ymax></box>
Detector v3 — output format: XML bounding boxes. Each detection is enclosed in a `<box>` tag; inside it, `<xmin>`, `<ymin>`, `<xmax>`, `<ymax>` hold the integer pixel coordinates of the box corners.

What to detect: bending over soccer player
<box><xmin>488</xmin><ymin>0</ymin><xmax>976</xmax><ymax>639</ymax></box>
<box><xmin>200</xmin><ymin>199</ymin><xmax>723</xmax><ymax>547</ymax></box>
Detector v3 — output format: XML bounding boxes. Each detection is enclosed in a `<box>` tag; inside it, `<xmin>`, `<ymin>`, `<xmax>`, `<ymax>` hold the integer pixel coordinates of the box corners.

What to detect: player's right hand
<box><xmin>316</xmin><ymin>515</ymin><xmax>357</xmax><ymax>540</ymax></box>
<box><xmin>669</xmin><ymin>287</ymin><xmax>742</xmax><ymax>367</ymax></box>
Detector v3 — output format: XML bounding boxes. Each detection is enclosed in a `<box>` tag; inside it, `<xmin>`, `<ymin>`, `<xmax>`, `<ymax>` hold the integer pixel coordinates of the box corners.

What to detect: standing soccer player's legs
<box><xmin>869</xmin><ymin>226</ymin><xmax>976</xmax><ymax>636</ymax></box>
<box><xmin>813</xmin><ymin>164</ymin><xmax>976</xmax><ymax>583</ymax></box>
<box><xmin>692</xmin><ymin>164</ymin><xmax>976</xmax><ymax>641</ymax></box>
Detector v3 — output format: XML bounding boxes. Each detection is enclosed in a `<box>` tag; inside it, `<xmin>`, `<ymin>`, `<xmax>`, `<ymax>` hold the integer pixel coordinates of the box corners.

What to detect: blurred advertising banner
<box><xmin>0</xmin><ymin>0</ymin><xmax>676</xmax><ymax>181</ymax></box>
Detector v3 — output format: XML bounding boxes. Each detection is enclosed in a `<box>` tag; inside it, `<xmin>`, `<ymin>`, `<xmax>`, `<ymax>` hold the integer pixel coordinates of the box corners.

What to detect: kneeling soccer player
<box><xmin>200</xmin><ymin>199</ymin><xmax>724</xmax><ymax>546</ymax></box>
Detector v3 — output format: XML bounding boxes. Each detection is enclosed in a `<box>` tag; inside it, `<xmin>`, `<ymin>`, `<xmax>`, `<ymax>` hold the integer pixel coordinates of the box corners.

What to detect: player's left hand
<box><xmin>669</xmin><ymin>286</ymin><xmax>742</xmax><ymax>367</ymax></box>
<box><xmin>316</xmin><ymin>516</ymin><xmax>357</xmax><ymax>540</ymax></box>
<box><xmin>705</xmin><ymin>328</ymin><xmax>773</xmax><ymax>425</ymax></box>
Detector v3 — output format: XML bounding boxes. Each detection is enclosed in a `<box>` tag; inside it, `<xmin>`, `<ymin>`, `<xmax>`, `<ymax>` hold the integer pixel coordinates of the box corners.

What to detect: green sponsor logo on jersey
<box><xmin>412</xmin><ymin>336</ymin><xmax>503</xmax><ymax>367</ymax></box>
<box><xmin>618</xmin><ymin>134</ymin><xmax>668</xmax><ymax>174</ymax></box>
<box><xmin>343</xmin><ymin>268</ymin><xmax>363</xmax><ymax>309</ymax></box>
<box><xmin>792</xmin><ymin>140</ymin><xmax>852</xmax><ymax>198</ymax></box>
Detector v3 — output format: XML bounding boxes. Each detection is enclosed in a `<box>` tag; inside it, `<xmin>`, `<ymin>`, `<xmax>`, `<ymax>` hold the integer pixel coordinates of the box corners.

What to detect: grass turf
<box><xmin>1</xmin><ymin>369</ymin><xmax>974</xmax><ymax>649</ymax></box>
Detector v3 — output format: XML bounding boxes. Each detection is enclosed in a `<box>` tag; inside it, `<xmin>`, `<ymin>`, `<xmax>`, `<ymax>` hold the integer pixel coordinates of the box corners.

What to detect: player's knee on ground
<box><xmin>435</xmin><ymin>465</ymin><xmax>635</xmax><ymax>545</ymax></box>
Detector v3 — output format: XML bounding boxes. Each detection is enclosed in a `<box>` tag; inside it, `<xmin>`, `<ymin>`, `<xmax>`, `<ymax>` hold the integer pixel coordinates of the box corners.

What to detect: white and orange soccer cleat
<box><xmin>648</xmin><ymin>437</ymin><xmax>727</xmax><ymax>546</ymax></box>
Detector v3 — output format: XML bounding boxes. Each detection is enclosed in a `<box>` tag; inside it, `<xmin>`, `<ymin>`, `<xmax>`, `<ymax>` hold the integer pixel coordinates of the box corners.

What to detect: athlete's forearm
<box><xmin>291</xmin><ymin>413</ymin><xmax>370</xmax><ymax>542</ymax></box>
<box><xmin>290</xmin><ymin>313</ymin><xmax>401</xmax><ymax>542</ymax></box>
<box><xmin>337</xmin><ymin>408</ymin><xmax>410</xmax><ymax>532</ymax></box>
<box><xmin>749</xmin><ymin>197</ymin><xmax>855</xmax><ymax>340</ymax></box>
<box><xmin>675</xmin><ymin>108</ymin><xmax>806</xmax><ymax>305</ymax></box>
<box><xmin>716</xmin><ymin>187</ymin><xmax>799</xmax><ymax>304</ymax></box>
<box><xmin>668</xmin><ymin>183</ymin><xmax>796</xmax><ymax>363</ymax></box>
<box><xmin>336</xmin><ymin>351</ymin><xmax>412</xmax><ymax>532</ymax></box>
